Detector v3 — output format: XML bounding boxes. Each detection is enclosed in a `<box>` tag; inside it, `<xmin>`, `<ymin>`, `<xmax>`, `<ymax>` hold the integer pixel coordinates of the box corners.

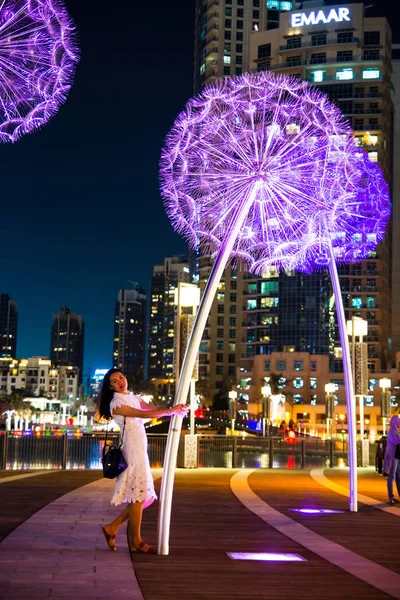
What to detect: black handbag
<box><xmin>102</xmin><ymin>417</ymin><xmax>127</xmax><ymax>479</ymax></box>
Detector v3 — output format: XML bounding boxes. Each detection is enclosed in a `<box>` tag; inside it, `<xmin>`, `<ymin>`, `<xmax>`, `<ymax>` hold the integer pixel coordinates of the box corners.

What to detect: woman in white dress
<box><xmin>98</xmin><ymin>368</ymin><xmax>189</xmax><ymax>553</ymax></box>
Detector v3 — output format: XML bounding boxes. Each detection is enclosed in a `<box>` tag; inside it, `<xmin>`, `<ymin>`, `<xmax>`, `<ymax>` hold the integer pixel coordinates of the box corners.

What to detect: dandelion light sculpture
<box><xmin>0</xmin><ymin>0</ymin><xmax>79</xmax><ymax>142</ymax></box>
<box><xmin>158</xmin><ymin>72</ymin><xmax>390</xmax><ymax>554</ymax></box>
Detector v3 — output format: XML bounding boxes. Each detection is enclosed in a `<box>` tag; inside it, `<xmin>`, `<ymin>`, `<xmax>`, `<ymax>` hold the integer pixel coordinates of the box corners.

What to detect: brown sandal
<box><xmin>130</xmin><ymin>541</ymin><xmax>157</xmax><ymax>554</ymax></box>
<box><xmin>101</xmin><ymin>526</ymin><xmax>117</xmax><ymax>551</ymax></box>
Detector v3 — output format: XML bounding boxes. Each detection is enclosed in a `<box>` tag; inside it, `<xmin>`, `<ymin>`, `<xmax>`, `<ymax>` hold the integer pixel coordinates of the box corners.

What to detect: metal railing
<box><xmin>0</xmin><ymin>432</ymin><xmax>356</xmax><ymax>471</ymax></box>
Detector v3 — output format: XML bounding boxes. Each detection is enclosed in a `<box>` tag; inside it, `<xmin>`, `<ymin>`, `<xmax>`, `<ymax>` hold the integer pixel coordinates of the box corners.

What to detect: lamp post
<box><xmin>379</xmin><ymin>378</ymin><xmax>391</xmax><ymax>436</ymax></box>
<box><xmin>174</xmin><ymin>282</ymin><xmax>201</xmax><ymax>436</ymax></box>
<box><xmin>261</xmin><ymin>384</ymin><xmax>271</xmax><ymax>437</ymax></box>
<box><xmin>346</xmin><ymin>317</ymin><xmax>368</xmax><ymax>440</ymax></box>
<box><xmin>228</xmin><ymin>391</ymin><xmax>237</xmax><ymax>435</ymax></box>
<box><xmin>324</xmin><ymin>383</ymin><xmax>336</xmax><ymax>439</ymax></box>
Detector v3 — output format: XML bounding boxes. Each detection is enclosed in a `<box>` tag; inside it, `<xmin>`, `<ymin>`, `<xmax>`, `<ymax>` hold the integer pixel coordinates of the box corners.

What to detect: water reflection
<box><xmin>1</xmin><ymin>434</ymin><xmax>347</xmax><ymax>470</ymax></box>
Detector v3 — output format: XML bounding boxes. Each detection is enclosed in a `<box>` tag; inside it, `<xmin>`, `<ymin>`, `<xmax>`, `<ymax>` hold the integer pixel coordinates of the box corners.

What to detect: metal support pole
<box><xmin>62</xmin><ymin>434</ymin><xmax>68</xmax><ymax>470</ymax></box>
<box><xmin>232</xmin><ymin>436</ymin><xmax>238</xmax><ymax>468</ymax></box>
<box><xmin>327</xmin><ymin>239</ymin><xmax>358</xmax><ymax>512</ymax></box>
<box><xmin>157</xmin><ymin>187</ymin><xmax>258</xmax><ymax>555</ymax></box>
<box><xmin>329</xmin><ymin>439</ymin><xmax>334</xmax><ymax>468</ymax></box>
<box><xmin>2</xmin><ymin>432</ymin><xmax>7</xmax><ymax>470</ymax></box>
<box><xmin>268</xmin><ymin>438</ymin><xmax>274</xmax><ymax>469</ymax></box>
<box><xmin>189</xmin><ymin>380</ymin><xmax>196</xmax><ymax>435</ymax></box>
<box><xmin>358</xmin><ymin>395</ymin><xmax>364</xmax><ymax>440</ymax></box>
<box><xmin>262</xmin><ymin>417</ymin><xmax>266</xmax><ymax>437</ymax></box>
<box><xmin>301</xmin><ymin>440</ymin><xmax>306</xmax><ymax>469</ymax></box>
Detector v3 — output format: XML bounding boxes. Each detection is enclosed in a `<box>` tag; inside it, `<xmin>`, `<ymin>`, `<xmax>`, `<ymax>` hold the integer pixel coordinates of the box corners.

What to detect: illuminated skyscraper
<box><xmin>194</xmin><ymin>1</ymin><xmax>394</xmax><ymax>400</ymax></box>
<box><xmin>112</xmin><ymin>288</ymin><xmax>146</xmax><ymax>380</ymax></box>
<box><xmin>50</xmin><ymin>306</ymin><xmax>84</xmax><ymax>383</ymax></box>
<box><xmin>0</xmin><ymin>293</ymin><xmax>17</xmax><ymax>358</ymax></box>
<box><xmin>148</xmin><ymin>256</ymin><xmax>190</xmax><ymax>380</ymax></box>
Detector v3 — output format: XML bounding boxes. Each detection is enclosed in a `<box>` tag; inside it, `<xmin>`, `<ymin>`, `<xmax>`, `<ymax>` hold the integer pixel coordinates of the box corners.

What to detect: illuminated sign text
<box><xmin>290</xmin><ymin>7</ymin><xmax>351</xmax><ymax>27</ymax></box>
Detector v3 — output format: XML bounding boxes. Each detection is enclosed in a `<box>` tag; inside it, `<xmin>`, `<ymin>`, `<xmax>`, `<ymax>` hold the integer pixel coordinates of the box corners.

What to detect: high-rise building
<box><xmin>194</xmin><ymin>0</ymin><xmax>293</xmax><ymax>92</ymax></box>
<box><xmin>391</xmin><ymin>43</ymin><xmax>400</xmax><ymax>357</ymax></box>
<box><xmin>248</xmin><ymin>1</ymin><xmax>393</xmax><ymax>373</ymax></box>
<box><xmin>0</xmin><ymin>293</ymin><xmax>18</xmax><ymax>358</ymax></box>
<box><xmin>112</xmin><ymin>288</ymin><xmax>146</xmax><ymax>380</ymax></box>
<box><xmin>148</xmin><ymin>256</ymin><xmax>190</xmax><ymax>380</ymax></box>
<box><xmin>50</xmin><ymin>306</ymin><xmax>84</xmax><ymax>383</ymax></box>
<box><xmin>194</xmin><ymin>1</ymin><xmax>394</xmax><ymax>400</ymax></box>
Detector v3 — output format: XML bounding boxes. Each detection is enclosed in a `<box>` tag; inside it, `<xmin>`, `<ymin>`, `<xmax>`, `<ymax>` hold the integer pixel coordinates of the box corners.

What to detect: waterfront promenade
<box><xmin>0</xmin><ymin>467</ymin><xmax>399</xmax><ymax>599</ymax></box>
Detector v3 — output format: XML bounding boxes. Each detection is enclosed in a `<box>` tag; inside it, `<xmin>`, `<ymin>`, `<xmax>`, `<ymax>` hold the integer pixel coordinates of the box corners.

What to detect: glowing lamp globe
<box><xmin>160</xmin><ymin>72</ymin><xmax>389</xmax><ymax>275</ymax></box>
<box><xmin>0</xmin><ymin>0</ymin><xmax>79</xmax><ymax>142</ymax></box>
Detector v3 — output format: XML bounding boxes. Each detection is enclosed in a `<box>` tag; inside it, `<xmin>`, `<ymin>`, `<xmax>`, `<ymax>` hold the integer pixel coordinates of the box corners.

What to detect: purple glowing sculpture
<box><xmin>157</xmin><ymin>72</ymin><xmax>390</xmax><ymax>554</ymax></box>
<box><xmin>0</xmin><ymin>0</ymin><xmax>79</xmax><ymax>142</ymax></box>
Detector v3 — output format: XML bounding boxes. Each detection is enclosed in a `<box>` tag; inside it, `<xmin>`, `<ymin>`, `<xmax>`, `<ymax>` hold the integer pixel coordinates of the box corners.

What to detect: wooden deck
<box><xmin>0</xmin><ymin>467</ymin><xmax>399</xmax><ymax>599</ymax></box>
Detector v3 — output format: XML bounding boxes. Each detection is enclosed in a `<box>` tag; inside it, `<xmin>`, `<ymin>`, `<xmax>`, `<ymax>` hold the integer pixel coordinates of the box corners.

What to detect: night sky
<box><xmin>0</xmin><ymin>0</ymin><xmax>398</xmax><ymax>378</ymax></box>
<box><xmin>0</xmin><ymin>0</ymin><xmax>195</xmax><ymax>376</ymax></box>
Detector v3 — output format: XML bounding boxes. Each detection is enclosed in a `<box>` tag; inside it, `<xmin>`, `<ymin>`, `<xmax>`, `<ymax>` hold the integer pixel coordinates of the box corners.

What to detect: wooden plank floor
<box><xmin>0</xmin><ymin>468</ymin><xmax>398</xmax><ymax>599</ymax></box>
<box><xmin>133</xmin><ymin>469</ymin><xmax>396</xmax><ymax>600</ymax></box>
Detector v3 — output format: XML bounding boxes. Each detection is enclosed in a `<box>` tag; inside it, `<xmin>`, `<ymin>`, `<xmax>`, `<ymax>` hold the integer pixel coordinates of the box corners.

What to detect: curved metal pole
<box><xmin>326</xmin><ymin>239</ymin><xmax>358</xmax><ymax>512</ymax></box>
<box><xmin>157</xmin><ymin>186</ymin><xmax>259</xmax><ymax>555</ymax></box>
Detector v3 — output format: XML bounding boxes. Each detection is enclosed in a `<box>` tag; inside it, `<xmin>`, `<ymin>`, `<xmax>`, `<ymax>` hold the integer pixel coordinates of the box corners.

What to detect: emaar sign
<box><xmin>290</xmin><ymin>7</ymin><xmax>351</xmax><ymax>27</ymax></box>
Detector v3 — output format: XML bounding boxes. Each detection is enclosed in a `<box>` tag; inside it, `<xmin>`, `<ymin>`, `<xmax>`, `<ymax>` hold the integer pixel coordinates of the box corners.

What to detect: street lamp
<box><xmin>346</xmin><ymin>316</ymin><xmax>368</xmax><ymax>440</ymax></box>
<box><xmin>228</xmin><ymin>391</ymin><xmax>237</xmax><ymax>435</ymax></box>
<box><xmin>324</xmin><ymin>383</ymin><xmax>336</xmax><ymax>438</ymax></box>
<box><xmin>261</xmin><ymin>384</ymin><xmax>271</xmax><ymax>437</ymax></box>
<box><xmin>379</xmin><ymin>378</ymin><xmax>391</xmax><ymax>436</ymax></box>
<box><xmin>174</xmin><ymin>282</ymin><xmax>201</xmax><ymax>436</ymax></box>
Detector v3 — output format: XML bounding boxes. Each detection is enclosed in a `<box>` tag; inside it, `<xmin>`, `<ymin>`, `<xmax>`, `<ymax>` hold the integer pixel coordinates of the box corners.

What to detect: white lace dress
<box><xmin>109</xmin><ymin>392</ymin><xmax>157</xmax><ymax>508</ymax></box>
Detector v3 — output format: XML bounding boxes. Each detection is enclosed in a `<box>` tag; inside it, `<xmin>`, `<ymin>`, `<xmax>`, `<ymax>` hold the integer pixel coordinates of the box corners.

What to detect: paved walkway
<box><xmin>0</xmin><ymin>467</ymin><xmax>399</xmax><ymax>599</ymax></box>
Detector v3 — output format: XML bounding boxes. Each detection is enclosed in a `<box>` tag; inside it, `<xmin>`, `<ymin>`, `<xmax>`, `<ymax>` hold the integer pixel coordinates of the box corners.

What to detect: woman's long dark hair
<box><xmin>98</xmin><ymin>368</ymin><xmax>125</xmax><ymax>419</ymax></box>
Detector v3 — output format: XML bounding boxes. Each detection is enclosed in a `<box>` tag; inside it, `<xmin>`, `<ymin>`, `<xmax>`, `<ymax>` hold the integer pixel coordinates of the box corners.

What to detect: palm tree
<box><xmin>263</xmin><ymin>372</ymin><xmax>294</xmax><ymax>399</ymax></box>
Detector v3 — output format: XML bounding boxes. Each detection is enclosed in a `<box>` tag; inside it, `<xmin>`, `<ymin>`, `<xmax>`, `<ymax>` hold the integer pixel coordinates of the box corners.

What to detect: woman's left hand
<box><xmin>172</xmin><ymin>404</ymin><xmax>190</xmax><ymax>416</ymax></box>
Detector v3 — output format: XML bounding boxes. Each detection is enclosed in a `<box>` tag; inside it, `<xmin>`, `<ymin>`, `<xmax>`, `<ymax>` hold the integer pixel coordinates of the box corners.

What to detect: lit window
<box><xmin>294</xmin><ymin>360</ymin><xmax>304</xmax><ymax>371</ymax></box>
<box><xmin>293</xmin><ymin>378</ymin><xmax>304</xmax><ymax>389</ymax></box>
<box><xmin>260</xmin><ymin>297</ymin><xmax>279</xmax><ymax>308</ymax></box>
<box><xmin>362</xmin><ymin>69</ymin><xmax>380</xmax><ymax>79</ymax></box>
<box><xmin>261</xmin><ymin>281</ymin><xmax>279</xmax><ymax>294</ymax></box>
<box><xmin>217</xmin><ymin>293</ymin><xmax>225</xmax><ymax>301</ymax></box>
<box><xmin>368</xmin><ymin>151</ymin><xmax>378</xmax><ymax>162</ymax></box>
<box><xmin>310</xmin><ymin>378</ymin><xmax>317</xmax><ymax>389</ymax></box>
<box><xmin>336</xmin><ymin>69</ymin><xmax>353</xmax><ymax>81</ymax></box>
<box><xmin>310</xmin><ymin>70</ymin><xmax>325</xmax><ymax>82</ymax></box>
<box><xmin>224</xmin><ymin>55</ymin><xmax>231</xmax><ymax>64</ymax></box>
<box><xmin>366</xmin><ymin>296</ymin><xmax>376</xmax><ymax>308</ymax></box>
<box><xmin>334</xmin><ymin>347</ymin><xmax>343</xmax><ymax>358</ymax></box>
<box><xmin>293</xmin><ymin>394</ymin><xmax>303</xmax><ymax>404</ymax></box>
<box><xmin>247</xmin><ymin>299</ymin><xmax>257</xmax><ymax>310</ymax></box>
<box><xmin>351</xmin><ymin>297</ymin><xmax>362</xmax><ymax>309</ymax></box>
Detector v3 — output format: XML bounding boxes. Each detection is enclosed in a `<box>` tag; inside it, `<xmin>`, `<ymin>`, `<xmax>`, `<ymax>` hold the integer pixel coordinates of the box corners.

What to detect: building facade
<box><xmin>50</xmin><ymin>306</ymin><xmax>84</xmax><ymax>382</ymax></box>
<box><xmin>194</xmin><ymin>1</ymin><xmax>394</xmax><ymax>400</ymax></box>
<box><xmin>249</xmin><ymin>1</ymin><xmax>393</xmax><ymax>374</ymax></box>
<box><xmin>112</xmin><ymin>288</ymin><xmax>147</xmax><ymax>380</ymax></box>
<box><xmin>0</xmin><ymin>356</ymin><xmax>79</xmax><ymax>399</ymax></box>
<box><xmin>391</xmin><ymin>44</ymin><xmax>400</xmax><ymax>357</ymax></box>
<box><xmin>148</xmin><ymin>256</ymin><xmax>190</xmax><ymax>381</ymax></box>
<box><xmin>0</xmin><ymin>293</ymin><xmax>18</xmax><ymax>358</ymax></box>
<box><xmin>237</xmin><ymin>349</ymin><xmax>400</xmax><ymax>440</ymax></box>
